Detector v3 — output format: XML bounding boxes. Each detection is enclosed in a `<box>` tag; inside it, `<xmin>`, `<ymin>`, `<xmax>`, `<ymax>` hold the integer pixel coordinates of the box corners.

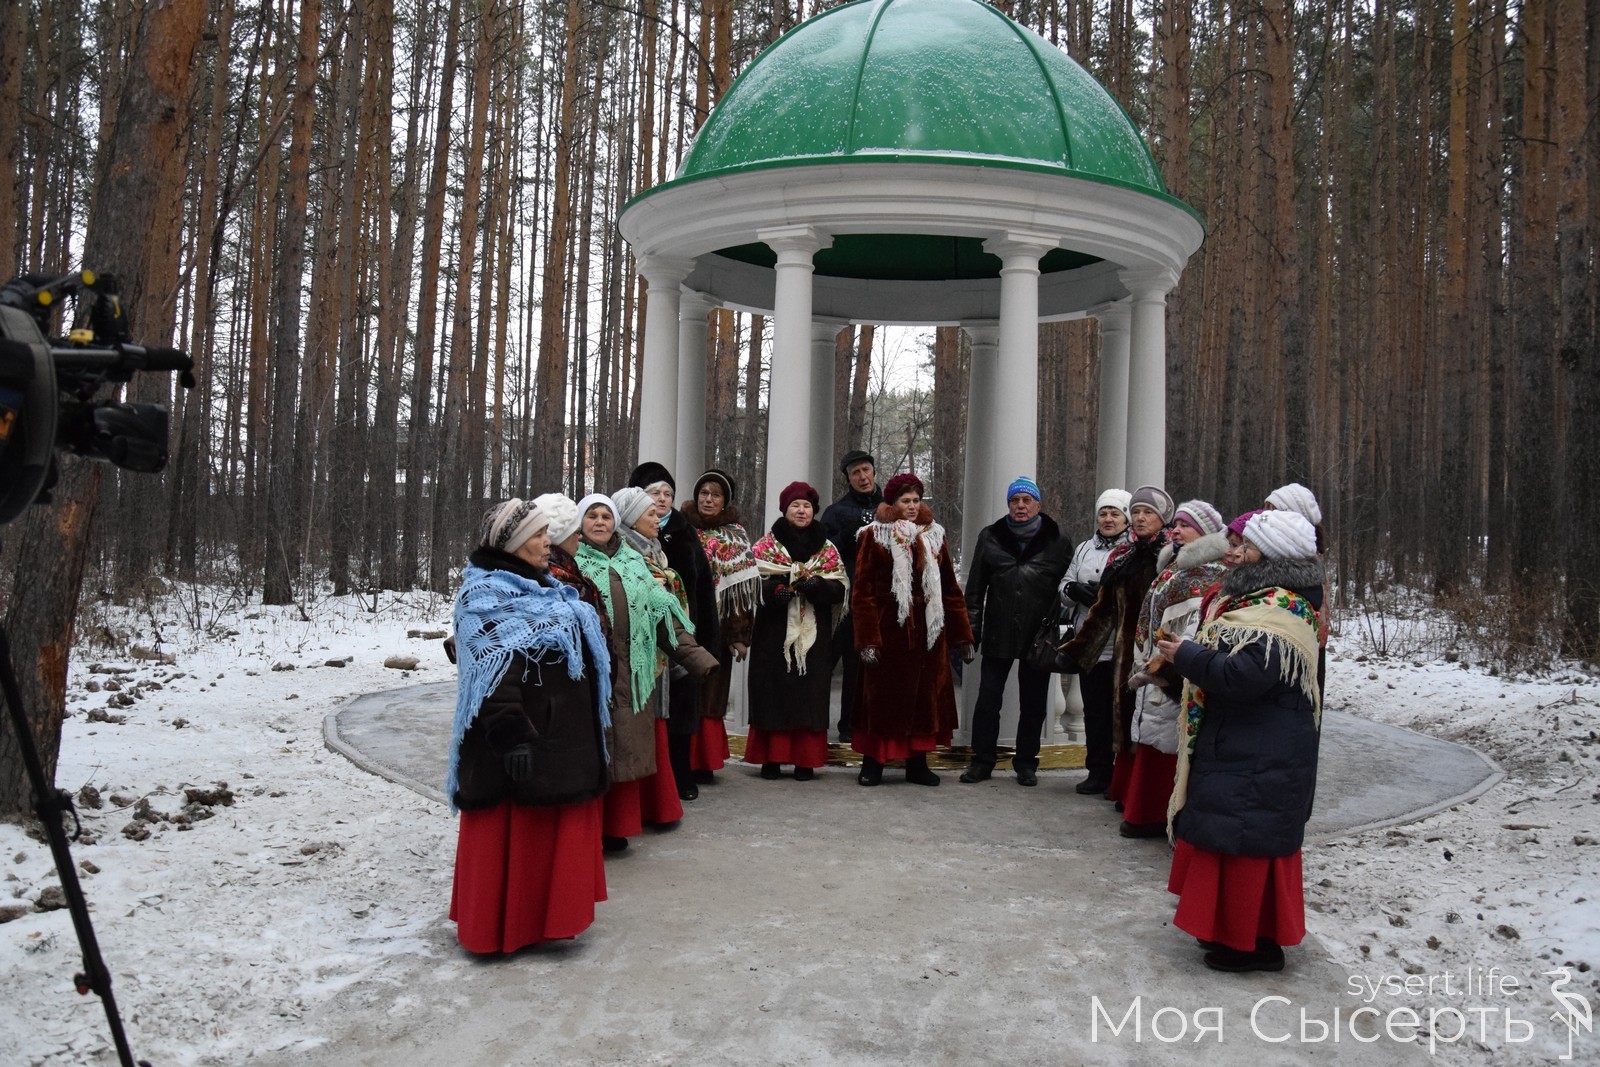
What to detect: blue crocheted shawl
<box><xmin>446</xmin><ymin>564</ymin><xmax>612</xmax><ymax>811</ymax></box>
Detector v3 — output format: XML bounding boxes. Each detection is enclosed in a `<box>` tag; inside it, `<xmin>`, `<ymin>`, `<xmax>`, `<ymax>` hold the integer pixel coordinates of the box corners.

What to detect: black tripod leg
<box><xmin>0</xmin><ymin>623</ymin><xmax>144</xmax><ymax>1067</ymax></box>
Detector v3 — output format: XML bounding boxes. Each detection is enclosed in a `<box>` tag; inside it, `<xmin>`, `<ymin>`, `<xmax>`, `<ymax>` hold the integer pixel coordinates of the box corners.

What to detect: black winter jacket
<box><xmin>452</xmin><ymin>548</ymin><xmax>610</xmax><ymax>811</ymax></box>
<box><xmin>1169</xmin><ymin>557</ymin><xmax>1326</xmax><ymax>857</ymax></box>
<box><xmin>963</xmin><ymin>514</ymin><xmax>1070</xmax><ymax>659</ymax></box>
<box><xmin>820</xmin><ymin>487</ymin><xmax>883</xmax><ymax>583</ymax></box>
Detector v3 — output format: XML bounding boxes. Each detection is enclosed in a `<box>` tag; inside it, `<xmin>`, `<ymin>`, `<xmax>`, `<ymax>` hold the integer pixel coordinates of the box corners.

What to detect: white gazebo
<box><xmin>618</xmin><ymin>0</ymin><xmax>1204</xmax><ymax>754</ymax></box>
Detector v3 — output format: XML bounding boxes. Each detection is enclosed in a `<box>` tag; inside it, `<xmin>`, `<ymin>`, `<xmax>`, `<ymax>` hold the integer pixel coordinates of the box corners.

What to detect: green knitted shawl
<box><xmin>575</xmin><ymin>535</ymin><xmax>693</xmax><ymax>713</ymax></box>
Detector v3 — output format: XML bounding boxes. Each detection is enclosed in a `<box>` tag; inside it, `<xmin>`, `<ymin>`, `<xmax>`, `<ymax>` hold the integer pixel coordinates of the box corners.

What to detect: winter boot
<box><xmin>857</xmin><ymin>757</ymin><xmax>884</xmax><ymax>787</ymax></box>
<box><xmin>905</xmin><ymin>753</ymin><xmax>940</xmax><ymax>786</ymax></box>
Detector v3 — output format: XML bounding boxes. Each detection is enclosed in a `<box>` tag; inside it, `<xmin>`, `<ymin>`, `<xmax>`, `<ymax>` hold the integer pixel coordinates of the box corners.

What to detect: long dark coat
<box><xmin>659</xmin><ymin>507</ymin><xmax>720</xmax><ymax>734</ymax></box>
<box><xmin>452</xmin><ymin>548</ymin><xmax>609</xmax><ymax>811</ymax></box>
<box><xmin>1170</xmin><ymin>557</ymin><xmax>1326</xmax><ymax>856</ymax></box>
<box><xmin>1060</xmin><ymin>533</ymin><xmax>1166</xmax><ymax>755</ymax></box>
<box><xmin>963</xmin><ymin>513</ymin><xmax>1070</xmax><ymax>659</ymax></box>
<box><xmin>746</xmin><ymin>518</ymin><xmax>846</xmax><ymax>732</ymax></box>
<box><xmin>851</xmin><ymin>503</ymin><xmax>974</xmax><ymax>741</ymax></box>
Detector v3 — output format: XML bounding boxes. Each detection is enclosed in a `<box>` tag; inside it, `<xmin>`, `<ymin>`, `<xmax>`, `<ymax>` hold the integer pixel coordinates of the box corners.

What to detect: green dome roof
<box><xmin>674</xmin><ymin>0</ymin><xmax>1166</xmax><ymax>195</ymax></box>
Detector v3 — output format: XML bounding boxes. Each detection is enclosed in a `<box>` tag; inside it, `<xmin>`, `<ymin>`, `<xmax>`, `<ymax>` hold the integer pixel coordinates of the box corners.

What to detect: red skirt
<box><xmin>690</xmin><ymin>717</ymin><xmax>730</xmax><ymax>771</ymax></box>
<box><xmin>450</xmin><ymin>797</ymin><xmax>606</xmax><ymax>954</ymax></box>
<box><xmin>1106</xmin><ymin>749</ymin><xmax>1136</xmax><ymax>803</ymax></box>
<box><xmin>637</xmin><ymin>718</ymin><xmax>684</xmax><ymax>827</ymax></box>
<box><xmin>602</xmin><ymin>779</ymin><xmax>643</xmax><ymax>839</ymax></box>
<box><xmin>1168</xmin><ymin>839</ymin><xmax>1305</xmax><ymax>951</ymax></box>
<box><xmin>851</xmin><ymin>728</ymin><xmax>950</xmax><ymax>764</ymax></box>
<box><xmin>1122</xmin><ymin>744</ymin><xmax>1178</xmax><ymax>826</ymax></box>
<box><xmin>744</xmin><ymin>727</ymin><xmax>830</xmax><ymax>768</ymax></box>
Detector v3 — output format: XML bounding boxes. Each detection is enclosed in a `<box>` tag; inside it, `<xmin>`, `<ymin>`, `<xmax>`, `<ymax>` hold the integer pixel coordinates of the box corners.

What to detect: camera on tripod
<box><xmin>0</xmin><ymin>269</ymin><xmax>194</xmax><ymax>523</ymax></box>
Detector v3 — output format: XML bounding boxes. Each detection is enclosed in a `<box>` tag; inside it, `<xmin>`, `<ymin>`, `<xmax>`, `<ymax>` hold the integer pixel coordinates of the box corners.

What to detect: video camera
<box><xmin>0</xmin><ymin>269</ymin><xmax>194</xmax><ymax>523</ymax></box>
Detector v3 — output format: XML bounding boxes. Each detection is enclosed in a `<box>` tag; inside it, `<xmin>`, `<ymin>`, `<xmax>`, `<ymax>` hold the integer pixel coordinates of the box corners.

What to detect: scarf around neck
<box><xmin>574</xmin><ymin>536</ymin><xmax>692</xmax><ymax>714</ymax></box>
<box><xmin>1167</xmin><ymin>585</ymin><xmax>1323</xmax><ymax>837</ymax></box>
<box><xmin>752</xmin><ymin>522</ymin><xmax>849</xmax><ymax>673</ymax></box>
<box><xmin>447</xmin><ymin>563</ymin><xmax>612</xmax><ymax>812</ymax></box>
<box><xmin>684</xmin><ymin>503</ymin><xmax>761</xmax><ymax>619</ymax></box>
<box><xmin>868</xmin><ymin>507</ymin><xmax>948</xmax><ymax>650</ymax></box>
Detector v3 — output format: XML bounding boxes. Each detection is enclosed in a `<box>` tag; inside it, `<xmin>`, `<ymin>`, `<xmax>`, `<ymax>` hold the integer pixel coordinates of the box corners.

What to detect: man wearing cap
<box><xmin>958</xmin><ymin>476</ymin><xmax>1071</xmax><ymax>786</ymax></box>
<box><xmin>820</xmin><ymin>449</ymin><xmax>883</xmax><ymax>744</ymax></box>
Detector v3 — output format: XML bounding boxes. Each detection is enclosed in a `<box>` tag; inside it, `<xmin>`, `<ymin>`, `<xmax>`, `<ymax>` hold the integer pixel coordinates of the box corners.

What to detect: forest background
<box><xmin>0</xmin><ymin>0</ymin><xmax>1595</xmax><ymax>813</ymax></box>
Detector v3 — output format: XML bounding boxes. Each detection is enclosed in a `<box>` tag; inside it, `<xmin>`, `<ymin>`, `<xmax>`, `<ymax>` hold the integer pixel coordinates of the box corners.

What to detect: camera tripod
<box><xmin>0</xmin><ymin>621</ymin><xmax>146</xmax><ymax>1067</ymax></box>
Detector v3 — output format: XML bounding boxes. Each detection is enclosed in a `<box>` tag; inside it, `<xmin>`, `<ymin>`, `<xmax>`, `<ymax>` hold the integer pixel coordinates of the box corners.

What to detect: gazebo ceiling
<box><xmin>713</xmin><ymin>235</ymin><xmax>1100</xmax><ymax>282</ymax></box>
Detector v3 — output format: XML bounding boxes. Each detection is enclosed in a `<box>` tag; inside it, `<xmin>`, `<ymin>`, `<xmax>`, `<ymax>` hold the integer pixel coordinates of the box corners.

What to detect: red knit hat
<box><xmin>883</xmin><ymin>472</ymin><xmax>925</xmax><ymax>504</ymax></box>
<box><xmin>778</xmin><ymin>480</ymin><xmax>819</xmax><ymax>513</ymax></box>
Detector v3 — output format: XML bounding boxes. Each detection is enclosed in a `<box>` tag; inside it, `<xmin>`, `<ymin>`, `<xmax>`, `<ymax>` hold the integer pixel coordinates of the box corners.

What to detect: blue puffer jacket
<box><xmin>1169</xmin><ymin>557</ymin><xmax>1325</xmax><ymax>857</ymax></box>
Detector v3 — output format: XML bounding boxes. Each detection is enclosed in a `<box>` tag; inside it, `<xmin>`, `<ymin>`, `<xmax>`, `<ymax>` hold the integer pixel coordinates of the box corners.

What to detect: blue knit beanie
<box><xmin>1006</xmin><ymin>476</ymin><xmax>1041</xmax><ymax>502</ymax></box>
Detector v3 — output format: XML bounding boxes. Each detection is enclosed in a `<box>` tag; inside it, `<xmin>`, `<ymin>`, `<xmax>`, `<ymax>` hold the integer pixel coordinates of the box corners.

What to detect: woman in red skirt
<box><xmin>849</xmin><ymin>473</ymin><xmax>974</xmax><ymax>786</ymax></box>
<box><xmin>447</xmin><ymin>498</ymin><xmax>614</xmax><ymax>954</ymax></box>
<box><xmin>745</xmin><ymin>481</ymin><xmax>849</xmax><ymax>779</ymax></box>
<box><xmin>1156</xmin><ymin>509</ymin><xmax>1325</xmax><ymax>972</ymax></box>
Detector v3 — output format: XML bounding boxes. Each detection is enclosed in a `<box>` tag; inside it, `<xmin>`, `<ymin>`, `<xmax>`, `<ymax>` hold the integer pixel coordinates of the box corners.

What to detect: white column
<box><xmin>959</xmin><ymin>322</ymin><xmax>999</xmax><ymax>571</ymax></box>
<box><xmin>1120</xmin><ymin>267</ymin><xmax>1177</xmax><ymax>489</ymax></box>
<box><xmin>810</xmin><ymin>320</ymin><xmax>847</xmax><ymax>496</ymax></box>
<box><xmin>760</xmin><ymin>226</ymin><xmax>830</xmax><ymax>524</ymax></box>
<box><xmin>981</xmin><ymin>233</ymin><xmax>1056</xmax><ymax>502</ymax></box>
<box><xmin>1094</xmin><ymin>299</ymin><xmax>1132</xmax><ymax>492</ymax></box>
<box><xmin>635</xmin><ymin>255</ymin><xmax>695</xmax><ymax>465</ymax></box>
<box><xmin>675</xmin><ymin>291</ymin><xmax>718</xmax><ymax>484</ymax></box>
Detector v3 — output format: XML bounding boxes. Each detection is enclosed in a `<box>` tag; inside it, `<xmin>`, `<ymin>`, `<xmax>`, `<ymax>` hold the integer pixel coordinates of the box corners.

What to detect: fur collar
<box><xmin>875</xmin><ymin>501</ymin><xmax>934</xmax><ymax>526</ymax></box>
<box><xmin>681</xmin><ymin>501</ymin><xmax>742</xmax><ymax>530</ymax></box>
<box><xmin>1157</xmin><ymin>530</ymin><xmax>1230</xmax><ymax>573</ymax></box>
<box><xmin>1222</xmin><ymin>556</ymin><xmax>1326</xmax><ymax>598</ymax></box>
<box><xmin>771</xmin><ymin>516</ymin><xmax>828</xmax><ymax>561</ymax></box>
<box><xmin>468</xmin><ymin>545</ymin><xmax>547</xmax><ymax>582</ymax></box>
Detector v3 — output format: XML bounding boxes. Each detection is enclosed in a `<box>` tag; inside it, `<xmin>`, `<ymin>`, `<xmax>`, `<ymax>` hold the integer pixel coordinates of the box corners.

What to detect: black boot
<box><xmin>1075</xmin><ymin>773</ymin><xmax>1111</xmax><ymax>795</ymax></box>
<box><xmin>602</xmin><ymin>835</ymin><xmax>629</xmax><ymax>854</ymax></box>
<box><xmin>1203</xmin><ymin>939</ymin><xmax>1285</xmax><ymax>973</ymax></box>
<box><xmin>669</xmin><ymin>731</ymin><xmax>698</xmax><ymax>801</ymax></box>
<box><xmin>905</xmin><ymin>753</ymin><xmax>940</xmax><ymax>786</ymax></box>
<box><xmin>793</xmin><ymin>766</ymin><xmax>816</xmax><ymax>781</ymax></box>
<box><xmin>760</xmin><ymin>762</ymin><xmax>783</xmax><ymax>780</ymax></box>
<box><xmin>857</xmin><ymin>756</ymin><xmax>883</xmax><ymax>786</ymax></box>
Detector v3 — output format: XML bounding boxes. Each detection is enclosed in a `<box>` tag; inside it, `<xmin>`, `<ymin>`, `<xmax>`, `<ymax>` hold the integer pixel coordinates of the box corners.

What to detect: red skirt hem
<box><xmin>851</xmin><ymin>729</ymin><xmax>950</xmax><ymax>764</ymax></box>
<box><xmin>1122</xmin><ymin>744</ymin><xmax>1178</xmax><ymax>826</ymax></box>
<box><xmin>744</xmin><ymin>727</ymin><xmax>830</xmax><ymax>768</ymax></box>
<box><xmin>1168</xmin><ymin>839</ymin><xmax>1306</xmax><ymax>951</ymax></box>
<box><xmin>690</xmin><ymin>717</ymin><xmax>730</xmax><ymax>771</ymax></box>
<box><xmin>450</xmin><ymin>797</ymin><xmax>606</xmax><ymax>954</ymax></box>
<box><xmin>637</xmin><ymin>718</ymin><xmax>684</xmax><ymax>826</ymax></box>
<box><xmin>602</xmin><ymin>779</ymin><xmax>643</xmax><ymax>839</ymax></box>
<box><xmin>1106</xmin><ymin>749</ymin><xmax>1136</xmax><ymax>802</ymax></box>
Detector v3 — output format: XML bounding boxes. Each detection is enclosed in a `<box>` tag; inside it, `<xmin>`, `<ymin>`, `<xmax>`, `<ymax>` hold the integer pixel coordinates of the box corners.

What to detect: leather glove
<box><xmin>859</xmin><ymin>646</ymin><xmax>880</xmax><ymax>666</ymax></box>
<box><xmin>503</xmin><ymin>743</ymin><xmax>534</xmax><ymax>782</ymax></box>
<box><xmin>443</xmin><ymin>636</ymin><xmax>458</xmax><ymax>664</ymax></box>
<box><xmin>1066</xmin><ymin>580</ymin><xmax>1099</xmax><ymax>608</ymax></box>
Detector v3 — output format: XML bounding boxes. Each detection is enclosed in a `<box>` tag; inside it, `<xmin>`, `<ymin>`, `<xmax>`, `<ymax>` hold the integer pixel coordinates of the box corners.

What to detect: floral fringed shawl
<box><xmin>750</xmin><ymin>532</ymin><xmax>848</xmax><ymax>674</ymax></box>
<box><xmin>1167</xmin><ymin>586</ymin><xmax>1322</xmax><ymax>836</ymax></box>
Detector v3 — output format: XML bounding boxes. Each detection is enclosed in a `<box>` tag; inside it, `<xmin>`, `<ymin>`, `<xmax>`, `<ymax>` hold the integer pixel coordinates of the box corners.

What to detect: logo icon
<box><xmin>1546</xmin><ymin>968</ymin><xmax>1594</xmax><ymax>1061</ymax></box>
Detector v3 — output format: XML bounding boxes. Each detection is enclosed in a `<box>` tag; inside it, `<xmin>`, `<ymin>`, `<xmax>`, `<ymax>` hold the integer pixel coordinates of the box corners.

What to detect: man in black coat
<box><xmin>819</xmin><ymin>449</ymin><xmax>882</xmax><ymax>743</ymax></box>
<box><xmin>958</xmin><ymin>476</ymin><xmax>1070</xmax><ymax>786</ymax></box>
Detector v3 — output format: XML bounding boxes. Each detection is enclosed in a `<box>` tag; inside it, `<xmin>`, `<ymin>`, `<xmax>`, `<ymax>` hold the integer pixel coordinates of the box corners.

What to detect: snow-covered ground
<box><xmin>0</xmin><ymin>586</ymin><xmax>1595</xmax><ymax>1065</ymax></box>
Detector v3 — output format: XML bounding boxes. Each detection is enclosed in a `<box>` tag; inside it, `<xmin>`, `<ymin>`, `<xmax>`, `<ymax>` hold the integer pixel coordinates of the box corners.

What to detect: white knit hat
<box><xmin>1266</xmin><ymin>483</ymin><xmax>1323</xmax><ymax>527</ymax></box>
<box><xmin>1173</xmin><ymin>499</ymin><xmax>1226</xmax><ymax>537</ymax></box>
<box><xmin>532</xmin><ymin>492</ymin><xmax>582</xmax><ymax>545</ymax></box>
<box><xmin>480</xmin><ymin>498</ymin><xmax>547</xmax><ymax>554</ymax></box>
<box><xmin>575</xmin><ymin>493</ymin><xmax>618</xmax><ymax>536</ymax></box>
<box><xmin>1094</xmin><ymin>488</ymin><xmax>1132</xmax><ymax>521</ymax></box>
<box><xmin>611</xmin><ymin>486</ymin><xmax>654</xmax><ymax>529</ymax></box>
<box><xmin>1243</xmin><ymin>510</ymin><xmax>1319</xmax><ymax>560</ymax></box>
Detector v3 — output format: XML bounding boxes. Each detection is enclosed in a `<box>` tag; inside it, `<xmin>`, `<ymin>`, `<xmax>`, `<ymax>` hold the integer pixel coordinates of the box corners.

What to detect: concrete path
<box><xmin>310</xmin><ymin>684</ymin><xmax>1502</xmax><ymax>1066</ymax></box>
